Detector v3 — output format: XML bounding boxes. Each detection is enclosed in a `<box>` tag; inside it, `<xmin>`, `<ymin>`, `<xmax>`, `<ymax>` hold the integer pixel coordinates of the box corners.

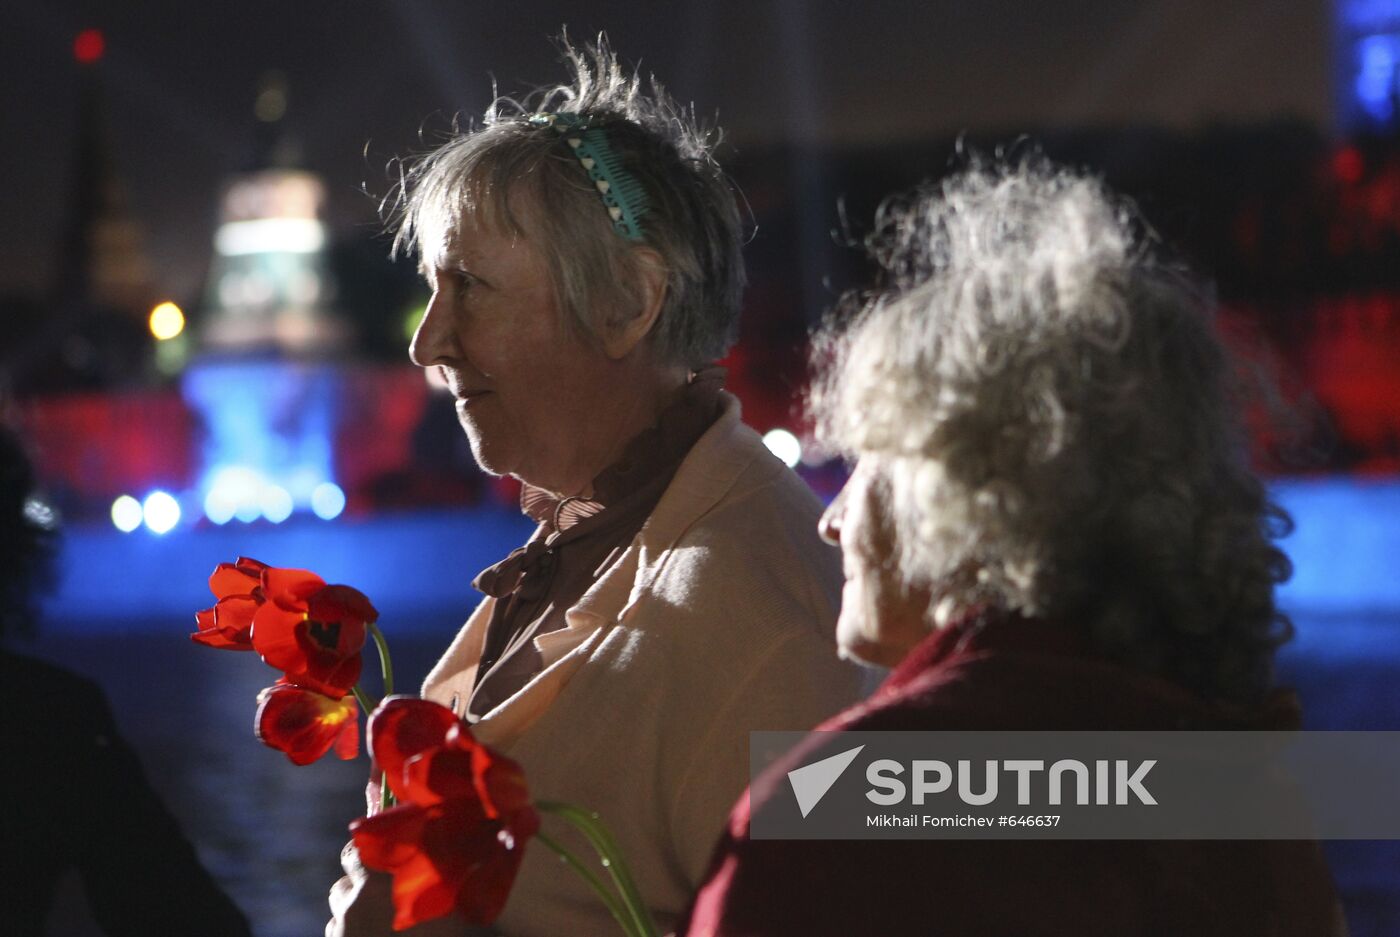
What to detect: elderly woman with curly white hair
<box><xmin>328</xmin><ymin>38</ymin><xmax>863</xmax><ymax>937</ymax></box>
<box><xmin>679</xmin><ymin>158</ymin><xmax>1345</xmax><ymax>936</ymax></box>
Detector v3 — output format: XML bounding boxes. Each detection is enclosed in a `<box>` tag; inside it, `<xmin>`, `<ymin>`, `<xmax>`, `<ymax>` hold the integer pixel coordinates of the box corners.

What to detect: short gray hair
<box><xmin>811</xmin><ymin>156</ymin><xmax>1293</xmax><ymax>704</ymax></box>
<box><xmin>390</xmin><ymin>36</ymin><xmax>745</xmax><ymax>367</ymax></box>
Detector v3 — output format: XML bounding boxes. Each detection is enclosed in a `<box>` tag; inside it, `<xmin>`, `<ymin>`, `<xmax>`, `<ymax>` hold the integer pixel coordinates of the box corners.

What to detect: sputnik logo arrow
<box><xmin>787</xmin><ymin>744</ymin><xmax>865</xmax><ymax>818</ymax></box>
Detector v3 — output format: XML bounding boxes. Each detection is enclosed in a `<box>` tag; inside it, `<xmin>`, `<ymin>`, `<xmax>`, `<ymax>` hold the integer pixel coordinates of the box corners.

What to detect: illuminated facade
<box><xmin>199</xmin><ymin>168</ymin><xmax>346</xmax><ymax>353</ymax></box>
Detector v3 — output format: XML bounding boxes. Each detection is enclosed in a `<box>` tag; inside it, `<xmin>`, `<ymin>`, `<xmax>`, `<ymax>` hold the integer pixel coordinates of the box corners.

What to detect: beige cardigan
<box><xmin>421</xmin><ymin>394</ymin><xmax>865</xmax><ymax>936</ymax></box>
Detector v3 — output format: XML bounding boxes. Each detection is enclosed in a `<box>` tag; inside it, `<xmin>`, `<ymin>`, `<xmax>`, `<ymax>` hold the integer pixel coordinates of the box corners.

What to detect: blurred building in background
<box><xmin>199</xmin><ymin>71</ymin><xmax>346</xmax><ymax>356</ymax></box>
<box><xmin>199</xmin><ymin>168</ymin><xmax>342</xmax><ymax>353</ymax></box>
<box><xmin>178</xmin><ymin>71</ymin><xmax>356</xmax><ymax>529</ymax></box>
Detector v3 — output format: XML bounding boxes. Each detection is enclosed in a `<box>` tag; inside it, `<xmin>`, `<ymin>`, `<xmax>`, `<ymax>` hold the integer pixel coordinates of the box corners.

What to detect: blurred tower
<box><xmin>197</xmin><ymin>72</ymin><xmax>347</xmax><ymax>354</ymax></box>
<box><xmin>22</xmin><ymin>29</ymin><xmax>158</xmax><ymax>392</ymax></box>
<box><xmin>55</xmin><ymin>30</ymin><xmax>157</xmax><ymax>316</ymax></box>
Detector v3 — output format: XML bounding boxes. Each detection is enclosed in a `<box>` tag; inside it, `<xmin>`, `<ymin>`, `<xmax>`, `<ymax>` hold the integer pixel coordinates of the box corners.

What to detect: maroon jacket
<box><xmin>680</xmin><ymin>611</ymin><xmax>1344</xmax><ymax>937</ymax></box>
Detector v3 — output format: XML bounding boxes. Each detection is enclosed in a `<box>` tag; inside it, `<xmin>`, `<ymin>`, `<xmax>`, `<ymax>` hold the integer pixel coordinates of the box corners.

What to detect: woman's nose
<box><xmin>818</xmin><ymin>490</ymin><xmax>845</xmax><ymax>545</ymax></box>
<box><xmin>409</xmin><ymin>291</ymin><xmax>452</xmax><ymax>367</ymax></box>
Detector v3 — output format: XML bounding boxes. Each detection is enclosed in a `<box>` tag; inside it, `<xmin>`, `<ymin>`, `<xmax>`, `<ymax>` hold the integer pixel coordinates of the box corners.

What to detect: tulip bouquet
<box><xmin>191</xmin><ymin>557</ymin><xmax>382</xmax><ymax>767</ymax></box>
<box><xmin>191</xmin><ymin>557</ymin><xmax>658</xmax><ymax>935</ymax></box>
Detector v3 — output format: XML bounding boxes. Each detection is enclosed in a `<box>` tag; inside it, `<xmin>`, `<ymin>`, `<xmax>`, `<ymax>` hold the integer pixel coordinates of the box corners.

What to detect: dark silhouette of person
<box><xmin>0</xmin><ymin>424</ymin><xmax>253</xmax><ymax>937</ymax></box>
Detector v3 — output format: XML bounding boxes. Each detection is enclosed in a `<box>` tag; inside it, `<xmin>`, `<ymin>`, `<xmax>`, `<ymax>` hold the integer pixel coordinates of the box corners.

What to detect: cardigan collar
<box><xmin>875</xmin><ymin>605</ymin><xmax>1301</xmax><ymax>732</ymax></box>
<box><xmin>880</xmin><ymin>606</ymin><xmax>1086</xmax><ymax>691</ymax></box>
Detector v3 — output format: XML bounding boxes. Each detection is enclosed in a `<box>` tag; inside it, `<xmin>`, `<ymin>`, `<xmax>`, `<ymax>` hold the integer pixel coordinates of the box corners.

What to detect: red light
<box><xmin>74</xmin><ymin>29</ymin><xmax>105</xmax><ymax>65</ymax></box>
<box><xmin>1333</xmin><ymin>146</ymin><xmax>1364</xmax><ymax>185</ymax></box>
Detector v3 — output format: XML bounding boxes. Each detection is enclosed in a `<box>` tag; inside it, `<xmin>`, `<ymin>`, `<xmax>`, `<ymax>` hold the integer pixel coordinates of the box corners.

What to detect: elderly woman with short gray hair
<box><xmin>328</xmin><ymin>39</ymin><xmax>862</xmax><ymax>937</ymax></box>
<box><xmin>680</xmin><ymin>158</ymin><xmax>1344</xmax><ymax>936</ymax></box>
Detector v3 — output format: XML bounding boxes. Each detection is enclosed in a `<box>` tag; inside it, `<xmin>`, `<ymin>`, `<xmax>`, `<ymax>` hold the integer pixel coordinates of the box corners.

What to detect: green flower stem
<box><xmin>537</xmin><ymin>801</ymin><xmax>658</xmax><ymax>937</ymax></box>
<box><xmin>349</xmin><ymin>683</ymin><xmax>393</xmax><ymax>813</ymax></box>
<box><xmin>368</xmin><ymin>622</ymin><xmax>393</xmax><ymax>696</ymax></box>
<box><xmin>350</xmin><ymin>684</ymin><xmax>375</xmax><ymax>714</ymax></box>
<box><xmin>366</xmin><ymin>622</ymin><xmax>395</xmax><ymax>812</ymax></box>
<box><xmin>535</xmin><ymin>831</ymin><xmax>638</xmax><ymax>937</ymax></box>
<box><xmin>379</xmin><ymin>777</ymin><xmax>394</xmax><ymax>813</ymax></box>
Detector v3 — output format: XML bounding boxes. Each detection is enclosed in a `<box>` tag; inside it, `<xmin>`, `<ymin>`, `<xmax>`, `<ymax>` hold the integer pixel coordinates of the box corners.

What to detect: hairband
<box><xmin>528</xmin><ymin>112</ymin><xmax>650</xmax><ymax>241</ymax></box>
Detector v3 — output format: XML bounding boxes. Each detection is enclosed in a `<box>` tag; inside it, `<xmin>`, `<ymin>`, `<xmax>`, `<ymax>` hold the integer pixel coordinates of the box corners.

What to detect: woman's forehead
<box><xmin>418</xmin><ymin>203</ymin><xmax>531</xmax><ymax>273</ymax></box>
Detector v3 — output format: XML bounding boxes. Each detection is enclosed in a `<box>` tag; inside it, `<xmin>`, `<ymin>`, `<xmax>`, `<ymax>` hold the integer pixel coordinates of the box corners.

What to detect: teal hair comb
<box><xmin>528</xmin><ymin>112</ymin><xmax>650</xmax><ymax>241</ymax></box>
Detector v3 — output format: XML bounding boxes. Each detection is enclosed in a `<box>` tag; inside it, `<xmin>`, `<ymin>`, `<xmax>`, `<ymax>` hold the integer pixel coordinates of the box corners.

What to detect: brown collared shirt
<box><xmin>464</xmin><ymin>367</ymin><xmax>726</xmax><ymax>719</ymax></box>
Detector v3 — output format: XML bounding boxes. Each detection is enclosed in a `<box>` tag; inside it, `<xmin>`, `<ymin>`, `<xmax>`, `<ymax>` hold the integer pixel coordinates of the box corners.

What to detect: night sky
<box><xmin>1</xmin><ymin>0</ymin><xmax>1330</xmax><ymax>304</ymax></box>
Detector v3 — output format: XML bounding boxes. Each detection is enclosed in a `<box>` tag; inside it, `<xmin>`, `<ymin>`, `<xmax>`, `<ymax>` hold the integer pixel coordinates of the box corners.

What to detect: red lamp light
<box><xmin>1333</xmin><ymin>146</ymin><xmax>1364</xmax><ymax>185</ymax></box>
<box><xmin>74</xmin><ymin>29</ymin><xmax>105</xmax><ymax>65</ymax></box>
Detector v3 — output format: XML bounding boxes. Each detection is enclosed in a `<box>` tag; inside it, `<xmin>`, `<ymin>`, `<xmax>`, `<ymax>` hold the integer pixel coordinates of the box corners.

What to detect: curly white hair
<box><xmin>811</xmin><ymin>156</ymin><xmax>1293</xmax><ymax>703</ymax></box>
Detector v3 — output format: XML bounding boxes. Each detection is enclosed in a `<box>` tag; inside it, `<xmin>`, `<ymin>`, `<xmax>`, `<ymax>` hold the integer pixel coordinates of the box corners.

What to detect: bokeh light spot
<box><xmin>110</xmin><ymin>495</ymin><xmax>142</xmax><ymax>533</ymax></box>
<box><xmin>763</xmin><ymin>428</ymin><xmax>803</xmax><ymax>468</ymax></box>
<box><xmin>141</xmin><ymin>491</ymin><xmax>181</xmax><ymax>534</ymax></box>
<box><xmin>149</xmin><ymin>301</ymin><xmax>185</xmax><ymax>340</ymax></box>
<box><xmin>74</xmin><ymin>29</ymin><xmax>105</xmax><ymax>64</ymax></box>
<box><xmin>311</xmin><ymin>482</ymin><xmax>346</xmax><ymax>520</ymax></box>
<box><xmin>203</xmin><ymin>489</ymin><xmax>236</xmax><ymax>525</ymax></box>
<box><xmin>255</xmin><ymin>87</ymin><xmax>287</xmax><ymax>122</ymax></box>
<box><xmin>261</xmin><ymin>485</ymin><xmax>294</xmax><ymax>524</ymax></box>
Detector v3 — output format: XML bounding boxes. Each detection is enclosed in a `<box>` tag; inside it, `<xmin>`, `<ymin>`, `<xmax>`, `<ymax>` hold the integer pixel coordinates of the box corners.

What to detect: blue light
<box><xmin>311</xmin><ymin>482</ymin><xmax>346</xmax><ymax>520</ymax></box>
<box><xmin>182</xmin><ymin>358</ymin><xmax>343</xmax><ymax>529</ymax></box>
<box><xmin>1356</xmin><ymin>35</ymin><xmax>1400</xmax><ymax>123</ymax></box>
<box><xmin>1342</xmin><ymin>0</ymin><xmax>1400</xmax><ymax>32</ymax></box>
<box><xmin>204</xmin><ymin>489</ymin><xmax>236</xmax><ymax>525</ymax></box>
<box><xmin>204</xmin><ymin>465</ymin><xmax>263</xmax><ymax>523</ymax></box>
<box><xmin>261</xmin><ymin>485</ymin><xmax>294</xmax><ymax>524</ymax></box>
<box><xmin>1339</xmin><ymin>1</ymin><xmax>1400</xmax><ymax>131</ymax></box>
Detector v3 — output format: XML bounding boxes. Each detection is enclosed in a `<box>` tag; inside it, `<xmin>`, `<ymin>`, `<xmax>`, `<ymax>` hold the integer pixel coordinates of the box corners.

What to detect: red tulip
<box><xmin>255</xmin><ymin>682</ymin><xmax>360</xmax><ymax>765</ymax></box>
<box><xmin>190</xmin><ymin>556</ymin><xmax>268</xmax><ymax>649</ymax></box>
<box><xmin>368</xmin><ymin>696</ymin><xmax>461</xmax><ymax>784</ymax></box>
<box><xmin>351</xmin><ymin>698</ymin><xmax>539</xmax><ymax>929</ymax></box>
<box><xmin>193</xmin><ymin>559</ymin><xmax>376</xmax><ymax>699</ymax></box>
<box><xmin>250</xmin><ymin>569</ymin><xmax>374</xmax><ymax>698</ymax></box>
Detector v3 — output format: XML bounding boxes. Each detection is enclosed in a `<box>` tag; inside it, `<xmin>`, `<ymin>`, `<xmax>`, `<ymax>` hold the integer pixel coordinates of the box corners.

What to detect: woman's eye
<box><xmin>433</xmin><ymin>267</ymin><xmax>478</xmax><ymax>293</ymax></box>
<box><xmin>453</xmin><ymin>271</ymin><xmax>478</xmax><ymax>295</ymax></box>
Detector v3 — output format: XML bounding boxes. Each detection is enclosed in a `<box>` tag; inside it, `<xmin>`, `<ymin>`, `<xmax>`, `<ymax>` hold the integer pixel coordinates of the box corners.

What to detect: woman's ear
<box><xmin>603</xmin><ymin>247</ymin><xmax>668</xmax><ymax>360</ymax></box>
